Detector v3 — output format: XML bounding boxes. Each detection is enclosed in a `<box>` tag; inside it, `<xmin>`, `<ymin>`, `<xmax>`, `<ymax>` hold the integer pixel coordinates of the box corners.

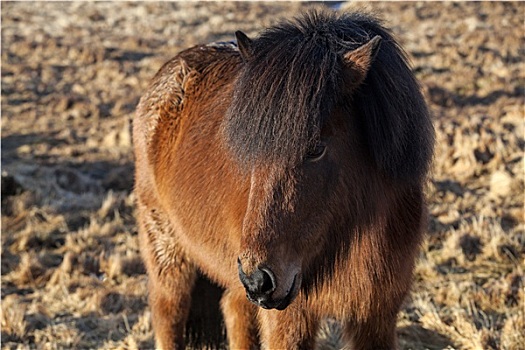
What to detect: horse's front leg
<box><xmin>221</xmin><ymin>288</ymin><xmax>259</xmax><ymax>349</ymax></box>
<box><xmin>147</xmin><ymin>251</ymin><xmax>197</xmax><ymax>350</ymax></box>
<box><xmin>138</xmin><ymin>208</ymin><xmax>197</xmax><ymax>350</ymax></box>
<box><xmin>258</xmin><ymin>300</ymin><xmax>318</xmax><ymax>350</ymax></box>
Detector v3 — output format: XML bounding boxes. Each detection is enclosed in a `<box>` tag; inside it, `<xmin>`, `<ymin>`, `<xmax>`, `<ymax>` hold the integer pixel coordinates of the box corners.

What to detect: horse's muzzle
<box><xmin>237</xmin><ymin>259</ymin><xmax>298</xmax><ymax>310</ymax></box>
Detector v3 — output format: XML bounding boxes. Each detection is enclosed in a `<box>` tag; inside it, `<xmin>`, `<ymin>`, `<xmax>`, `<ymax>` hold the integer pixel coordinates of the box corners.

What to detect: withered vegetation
<box><xmin>1</xmin><ymin>2</ymin><xmax>523</xmax><ymax>349</ymax></box>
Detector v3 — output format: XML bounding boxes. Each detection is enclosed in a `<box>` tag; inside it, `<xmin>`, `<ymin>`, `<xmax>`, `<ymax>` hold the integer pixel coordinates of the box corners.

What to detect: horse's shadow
<box><xmin>398</xmin><ymin>324</ymin><xmax>455</xmax><ymax>350</ymax></box>
<box><xmin>186</xmin><ymin>275</ymin><xmax>227</xmax><ymax>349</ymax></box>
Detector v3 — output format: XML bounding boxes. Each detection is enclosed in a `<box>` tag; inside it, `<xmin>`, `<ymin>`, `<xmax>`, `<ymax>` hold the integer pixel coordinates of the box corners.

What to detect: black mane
<box><xmin>223</xmin><ymin>10</ymin><xmax>434</xmax><ymax>181</ymax></box>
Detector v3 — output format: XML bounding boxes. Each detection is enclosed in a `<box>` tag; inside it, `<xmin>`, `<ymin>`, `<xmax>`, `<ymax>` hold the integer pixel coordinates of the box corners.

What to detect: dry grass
<box><xmin>2</xmin><ymin>2</ymin><xmax>523</xmax><ymax>349</ymax></box>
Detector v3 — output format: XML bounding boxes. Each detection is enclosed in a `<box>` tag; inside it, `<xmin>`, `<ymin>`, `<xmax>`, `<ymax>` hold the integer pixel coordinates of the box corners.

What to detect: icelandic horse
<box><xmin>133</xmin><ymin>9</ymin><xmax>434</xmax><ymax>350</ymax></box>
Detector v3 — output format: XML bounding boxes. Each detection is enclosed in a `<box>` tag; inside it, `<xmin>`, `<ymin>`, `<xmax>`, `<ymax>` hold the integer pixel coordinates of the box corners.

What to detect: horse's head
<box><xmin>223</xmin><ymin>11</ymin><xmax>432</xmax><ymax>310</ymax></box>
<box><xmin>223</xmin><ymin>28</ymin><xmax>379</xmax><ymax>310</ymax></box>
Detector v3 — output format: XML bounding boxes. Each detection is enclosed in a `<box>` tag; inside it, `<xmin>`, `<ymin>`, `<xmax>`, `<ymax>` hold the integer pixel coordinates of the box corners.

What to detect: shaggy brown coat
<box><xmin>133</xmin><ymin>10</ymin><xmax>434</xmax><ymax>350</ymax></box>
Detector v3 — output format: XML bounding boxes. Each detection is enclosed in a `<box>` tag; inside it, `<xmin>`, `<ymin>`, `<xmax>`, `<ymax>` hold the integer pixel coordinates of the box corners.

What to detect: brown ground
<box><xmin>1</xmin><ymin>2</ymin><xmax>523</xmax><ymax>349</ymax></box>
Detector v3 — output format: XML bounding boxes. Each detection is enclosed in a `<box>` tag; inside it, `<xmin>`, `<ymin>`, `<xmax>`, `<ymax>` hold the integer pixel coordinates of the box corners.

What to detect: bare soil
<box><xmin>1</xmin><ymin>2</ymin><xmax>523</xmax><ymax>349</ymax></box>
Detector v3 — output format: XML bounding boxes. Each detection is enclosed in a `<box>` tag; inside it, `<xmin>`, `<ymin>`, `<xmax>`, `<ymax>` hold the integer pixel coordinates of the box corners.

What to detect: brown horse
<box><xmin>133</xmin><ymin>9</ymin><xmax>434</xmax><ymax>350</ymax></box>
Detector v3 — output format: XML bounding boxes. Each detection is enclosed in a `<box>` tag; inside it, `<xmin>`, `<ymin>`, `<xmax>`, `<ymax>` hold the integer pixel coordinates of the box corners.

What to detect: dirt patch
<box><xmin>2</xmin><ymin>2</ymin><xmax>523</xmax><ymax>349</ymax></box>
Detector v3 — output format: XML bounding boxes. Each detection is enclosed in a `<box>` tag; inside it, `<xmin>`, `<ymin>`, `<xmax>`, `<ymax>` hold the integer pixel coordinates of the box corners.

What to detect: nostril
<box><xmin>238</xmin><ymin>261</ymin><xmax>277</xmax><ymax>296</ymax></box>
<box><xmin>259</xmin><ymin>268</ymin><xmax>276</xmax><ymax>294</ymax></box>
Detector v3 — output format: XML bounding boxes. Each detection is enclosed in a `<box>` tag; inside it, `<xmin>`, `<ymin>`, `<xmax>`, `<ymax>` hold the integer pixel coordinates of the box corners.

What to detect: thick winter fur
<box><xmin>133</xmin><ymin>9</ymin><xmax>434</xmax><ymax>350</ymax></box>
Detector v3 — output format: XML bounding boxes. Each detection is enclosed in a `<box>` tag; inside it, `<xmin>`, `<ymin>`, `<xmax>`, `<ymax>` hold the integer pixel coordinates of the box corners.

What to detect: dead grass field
<box><xmin>1</xmin><ymin>2</ymin><xmax>524</xmax><ymax>349</ymax></box>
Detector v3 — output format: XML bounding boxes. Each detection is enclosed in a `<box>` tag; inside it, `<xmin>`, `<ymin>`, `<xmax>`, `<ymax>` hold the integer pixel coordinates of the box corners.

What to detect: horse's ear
<box><xmin>343</xmin><ymin>35</ymin><xmax>382</xmax><ymax>86</ymax></box>
<box><xmin>351</xmin><ymin>33</ymin><xmax>434</xmax><ymax>182</ymax></box>
<box><xmin>235</xmin><ymin>31</ymin><xmax>254</xmax><ymax>61</ymax></box>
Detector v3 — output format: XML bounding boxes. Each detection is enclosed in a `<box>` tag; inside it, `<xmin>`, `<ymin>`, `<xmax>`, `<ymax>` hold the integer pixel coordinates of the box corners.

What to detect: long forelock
<box><xmin>224</xmin><ymin>11</ymin><xmax>351</xmax><ymax>168</ymax></box>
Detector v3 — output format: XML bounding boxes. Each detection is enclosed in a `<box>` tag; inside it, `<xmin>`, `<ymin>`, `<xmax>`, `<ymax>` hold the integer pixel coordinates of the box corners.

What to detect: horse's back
<box><xmin>134</xmin><ymin>43</ymin><xmax>240</xmax><ymax>166</ymax></box>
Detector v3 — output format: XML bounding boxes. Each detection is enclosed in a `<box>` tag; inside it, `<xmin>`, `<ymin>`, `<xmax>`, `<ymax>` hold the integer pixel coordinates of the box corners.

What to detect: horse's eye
<box><xmin>306</xmin><ymin>143</ymin><xmax>326</xmax><ymax>161</ymax></box>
